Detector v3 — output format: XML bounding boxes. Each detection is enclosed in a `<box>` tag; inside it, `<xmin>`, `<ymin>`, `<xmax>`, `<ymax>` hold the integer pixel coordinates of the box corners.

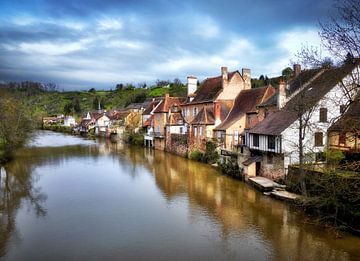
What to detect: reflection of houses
<box><xmin>182</xmin><ymin>66</ymin><xmax>252</xmax><ymax>151</ymax></box>
<box><xmin>244</xmin><ymin>61</ymin><xmax>360</xmax><ymax>180</ymax></box>
<box><xmin>328</xmin><ymin>94</ymin><xmax>360</xmax><ymax>152</ymax></box>
<box><xmin>152</xmin><ymin>94</ymin><xmax>185</xmax><ymax>150</ymax></box>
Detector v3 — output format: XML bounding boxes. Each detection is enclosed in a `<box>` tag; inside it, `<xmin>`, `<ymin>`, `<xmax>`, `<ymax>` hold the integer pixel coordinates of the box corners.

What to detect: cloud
<box><xmin>16</xmin><ymin>41</ymin><xmax>87</xmax><ymax>55</ymax></box>
<box><xmin>0</xmin><ymin>0</ymin><xmax>334</xmax><ymax>89</ymax></box>
<box><xmin>97</xmin><ymin>18</ymin><xmax>123</xmax><ymax>31</ymax></box>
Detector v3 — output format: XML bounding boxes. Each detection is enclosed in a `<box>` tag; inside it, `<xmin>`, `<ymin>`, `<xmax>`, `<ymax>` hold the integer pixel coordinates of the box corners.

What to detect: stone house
<box><xmin>244</xmin><ymin>61</ymin><xmax>360</xmax><ymax>180</ymax></box>
<box><xmin>165</xmin><ymin>103</ymin><xmax>188</xmax><ymax>156</ymax></box>
<box><xmin>153</xmin><ymin>94</ymin><xmax>185</xmax><ymax>150</ymax></box>
<box><xmin>182</xmin><ymin>66</ymin><xmax>252</xmax><ymax>151</ymax></box>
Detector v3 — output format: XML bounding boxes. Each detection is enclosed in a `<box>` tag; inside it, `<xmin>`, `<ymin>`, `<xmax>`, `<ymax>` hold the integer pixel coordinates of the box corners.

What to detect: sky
<box><xmin>0</xmin><ymin>0</ymin><xmax>335</xmax><ymax>90</ymax></box>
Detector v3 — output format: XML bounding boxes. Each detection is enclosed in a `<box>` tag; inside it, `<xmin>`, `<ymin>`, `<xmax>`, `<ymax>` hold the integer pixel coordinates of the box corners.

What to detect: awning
<box><xmin>242</xmin><ymin>156</ymin><xmax>262</xmax><ymax>166</ymax></box>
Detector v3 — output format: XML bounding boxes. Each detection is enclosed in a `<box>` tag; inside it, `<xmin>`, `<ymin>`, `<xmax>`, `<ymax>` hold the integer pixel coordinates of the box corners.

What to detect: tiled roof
<box><xmin>329</xmin><ymin>93</ymin><xmax>360</xmax><ymax>132</ymax></box>
<box><xmin>188</xmin><ymin>71</ymin><xmax>239</xmax><ymax>104</ymax></box>
<box><xmin>143</xmin><ymin>99</ymin><xmax>162</xmax><ymax>115</ymax></box>
<box><xmin>153</xmin><ymin>96</ymin><xmax>185</xmax><ymax>113</ymax></box>
<box><xmin>191</xmin><ymin>107</ymin><xmax>215</xmax><ymax>125</ymax></box>
<box><xmin>215</xmin><ymin>85</ymin><xmax>276</xmax><ymax>131</ymax></box>
<box><xmin>257</xmin><ymin>69</ymin><xmax>324</xmax><ymax>108</ymax></box>
<box><xmin>249</xmin><ymin>61</ymin><xmax>360</xmax><ymax>135</ymax></box>
<box><xmin>107</xmin><ymin>110</ymin><xmax>130</xmax><ymax>120</ymax></box>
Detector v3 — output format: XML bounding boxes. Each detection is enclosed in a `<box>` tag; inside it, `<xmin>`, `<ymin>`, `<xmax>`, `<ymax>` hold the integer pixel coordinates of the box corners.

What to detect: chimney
<box><xmin>242</xmin><ymin>68</ymin><xmax>251</xmax><ymax>90</ymax></box>
<box><xmin>187</xmin><ymin>76</ymin><xmax>197</xmax><ymax>97</ymax></box>
<box><xmin>278</xmin><ymin>78</ymin><xmax>286</xmax><ymax>109</ymax></box>
<box><xmin>214</xmin><ymin>101</ymin><xmax>221</xmax><ymax>126</ymax></box>
<box><xmin>293</xmin><ymin>64</ymin><xmax>301</xmax><ymax>77</ymax></box>
<box><xmin>221</xmin><ymin>66</ymin><xmax>228</xmax><ymax>87</ymax></box>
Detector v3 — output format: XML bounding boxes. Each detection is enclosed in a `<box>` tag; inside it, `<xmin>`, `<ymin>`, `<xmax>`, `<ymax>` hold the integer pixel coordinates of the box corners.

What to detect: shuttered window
<box><xmin>319</xmin><ymin>108</ymin><xmax>327</xmax><ymax>122</ymax></box>
<box><xmin>314</xmin><ymin>132</ymin><xmax>323</xmax><ymax>146</ymax></box>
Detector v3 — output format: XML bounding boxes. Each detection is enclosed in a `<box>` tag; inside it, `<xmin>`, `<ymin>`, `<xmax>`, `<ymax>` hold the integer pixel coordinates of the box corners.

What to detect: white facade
<box><xmin>64</xmin><ymin>116</ymin><xmax>76</xmax><ymax>127</ymax></box>
<box><xmin>246</xmin><ymin>66</ymin><xmax>359</xmax><ymax>173</ymax></box>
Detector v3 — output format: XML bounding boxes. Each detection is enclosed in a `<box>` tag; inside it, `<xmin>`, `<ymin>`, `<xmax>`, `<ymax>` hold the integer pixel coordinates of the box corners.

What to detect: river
<box><xmin>0</xmin><ymin>131</ymin><xmax>359</xmax><ymax>260</ymax></box>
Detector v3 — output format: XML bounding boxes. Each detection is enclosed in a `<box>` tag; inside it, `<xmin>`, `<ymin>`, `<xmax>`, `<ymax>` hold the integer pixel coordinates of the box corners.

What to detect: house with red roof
<box><xmin>213</xmin><ymin>85</ymin><xmax>276</xmax><ymax>151</ymax></box>
<box><xmin>152</xmin><ymin>94</ymin><xmax>185</xmax><ymax>150</ymax></box>
<box><xmin>182</xmin><ymin>66</ymin><xmax>252</xmax><ymax>151</ymax></box>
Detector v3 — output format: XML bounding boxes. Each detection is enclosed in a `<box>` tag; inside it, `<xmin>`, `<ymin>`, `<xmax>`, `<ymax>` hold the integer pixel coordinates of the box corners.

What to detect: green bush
<box><xmin>189</xmin><ymin>149</ymin><xmax>204</xmax><ymax>162</ymax></box>
<box><xmin>127</xmin><ymin>132</ymin><xmax>144</xmax><ymax>146</ymax></box>
<box><xmin>203</xmin><ymin>141</ymin><xmax>219</xmax><ymax>164</ymax></box>
<box><xmin>219</xmin><ymin>158</ymin><xmax>242</xmax><ymax>178</ymax></box>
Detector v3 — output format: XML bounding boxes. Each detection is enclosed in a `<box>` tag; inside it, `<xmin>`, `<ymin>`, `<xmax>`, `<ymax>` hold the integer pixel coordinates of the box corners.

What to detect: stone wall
<box><xmin>259</xmin><ymin>153</ymin><xmax>285</xmax><ymax>181</ymax></box>
<box><xmin>165</xmin><ymin>133</ymin><xmax>188</xmax><ymax>157</ymax></box>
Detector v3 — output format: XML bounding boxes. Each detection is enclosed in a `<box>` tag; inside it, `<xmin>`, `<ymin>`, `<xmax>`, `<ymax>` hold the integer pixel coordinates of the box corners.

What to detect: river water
<box><xmin>0</xmin><ymin>131</ymin><xmax>359</xmax><ymax>261</ymax></box>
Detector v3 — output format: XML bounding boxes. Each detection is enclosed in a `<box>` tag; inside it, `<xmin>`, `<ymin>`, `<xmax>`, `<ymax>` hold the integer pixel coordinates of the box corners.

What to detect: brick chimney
<box><xmin>214</xmin><ymin>101</ymin><xmax>221</xmax><ymax>126</ymax></box>
<box><xmin>221</xmin><ymin>66</ymin><xmax>228</xmax><ymax>87</ymax></box>
<box><xmin>293</xmin><ymin>64</ymin><xmax>301</xmax><ymax>77</ymax></box>
<box><xmin>278</xmin><ymin>78</ymin><xmax>286</xmax><ymax>109</ymax></box>
<box><xmin>242</xmin><ymin>68</ymin><xmax>251</xmax><ymax>90</ymax></box>
<box><xmin>187</xmin><ymin>76</ymin><xmax>197</xmax><ymax>97</ymax></box>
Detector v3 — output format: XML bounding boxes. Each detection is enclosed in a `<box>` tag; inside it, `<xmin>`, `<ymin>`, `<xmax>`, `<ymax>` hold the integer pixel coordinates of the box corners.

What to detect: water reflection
<box><xmin>0</xmin><ymin>131</ymin><xmax>359</xmax><ymax>260</ymax></box>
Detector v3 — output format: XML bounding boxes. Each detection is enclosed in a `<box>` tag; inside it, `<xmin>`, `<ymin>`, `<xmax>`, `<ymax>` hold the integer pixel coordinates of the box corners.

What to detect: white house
<box><xmin>244</xmin><ymin>61</ymin><xmax>360</xmax><ymax>180</ymax></box>
<box><xmin>64</xmin><ymin>116</ymin><xmax>76</xmax><ymax>127</ymax></box>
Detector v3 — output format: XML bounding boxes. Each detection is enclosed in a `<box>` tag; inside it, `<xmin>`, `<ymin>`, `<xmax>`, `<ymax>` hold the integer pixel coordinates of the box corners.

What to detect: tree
<box><xmin>0</xmin><ymin>95</ymin><xmax>33</xmax><ymax>161</ymax></box>
<box><xmin>116</xmin><ymin>83</ymin><xmax>124</xmax><ymax>91</ymax></box>
<box><xmin>73</xmin><ymin>98</ymin><xmax>81</xmax><ymax>114</ymax></box>
<box><xmin>93</xmin><ymin>97</ymin><xmax>100</xmax><ymax>110</ymax></box>
<box><xmin>282</xmin><ymin>67</ymin><xmax>293</xmax><ymax>80</ymax></box>
<box><xmin>63</xmin><ymin>102</ymin><xmax>73</xmax><ymax>115</ymax></box>
<box><xmin>319</xmin><ymin>0</ymin><xmax>360</xmax><ymax>59</ymax></box>
<box><xmin>88</xmin><ymin>88</ymin><xmax>96</xmax><ymax>93</ymax></box>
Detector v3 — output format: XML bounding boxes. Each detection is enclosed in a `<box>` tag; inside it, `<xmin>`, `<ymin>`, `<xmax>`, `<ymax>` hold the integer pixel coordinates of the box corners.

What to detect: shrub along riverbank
<box><xmin>287</xmin><ymin>166</ymin><xmax>360</xmax><ymax>235</ymax></box>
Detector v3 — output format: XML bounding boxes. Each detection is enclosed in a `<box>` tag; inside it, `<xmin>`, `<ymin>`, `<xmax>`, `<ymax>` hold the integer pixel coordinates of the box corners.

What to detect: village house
<box><xmin>63</xmin><ymin>116</ymin><xmax>76</xmax><ymax>127</ymax></box>
<box><xmin>142</xmin><ymin>98</ymin><xmax>163</xmax><ymax>147</ymax></box>
<box><xmin>244</xmin><ymin>61</ymin><xmax>360</xmax><ymax>180</ymax></box>
<box><xmin>328</xmin><ymin>94</ymin><xmax>360</xmax><ymax>152</ymax></box>
<box><xmin>182</xmin><ymin>66</ymin><xmax>252</xmax><ymax>151</ymax></box>
<box><xmin>152</xmin><ymin>94</ymin><xmax>185</xmax><ymax>150</ymax></box>
<box><xmin>213</xmin><ymin>85</ymin><xmax>276</xmax><ymax>151</ymax></box>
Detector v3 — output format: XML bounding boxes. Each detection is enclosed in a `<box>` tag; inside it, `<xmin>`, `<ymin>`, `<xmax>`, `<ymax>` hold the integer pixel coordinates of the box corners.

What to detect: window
<box><xmin>157</xmin><ymin>114</ymin><xmax>161</xmax><ymax>121</ymax></box>
<box><xmin>199</xmin><ymin>126</ymin><xmax>203</xmax><ymax>136</ymax></box>
<box><xmin>268</xmin><ymin>136</ymin><xmax>275</xmax><ymax>150</ymax></box>
<box><xmin>340</xmin><ymin>105</ymin><xmax>346</xmax><ymax>114</ymax></box>
<box><xmin>180</xmin><ymin>127</ymin><xmax>183</xmax><ymax>134</ymax></box>
<box><xmin>194</xmin><ymin>126</ymin><xmax>197</xmax><ymax>137</ymax></box>
<box><xmin>193</xmin><ymin>107</ymin><xmax>198</xmax><ymax>116</ymax></box>
<box><xmin>339</xmin><ymin>132</ymin><xmax>346</xmax><ymax>145</ymax></box>
<box><xmin>314</xmin><ymin>132</ymin><xmax>323</xmax><ymax>146</ymax></box>
<box><xmin>253</xmin><ymin>134</ymin><xmax>259</xmax><ymax>147</ymax></box>
<box><xmin>234</xmin><ymin>131</ymin><xmax>239</xmax><ymax>144</ymax></box>
<box><xmin>319</xmin><ymin>108</ymin><xmax>327</xmax><ymax>122</ymax></box>
<box><xmin>267</xmin><ymin>154</ymin><xmax>274</xmax><ymax>164</ymax></box>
